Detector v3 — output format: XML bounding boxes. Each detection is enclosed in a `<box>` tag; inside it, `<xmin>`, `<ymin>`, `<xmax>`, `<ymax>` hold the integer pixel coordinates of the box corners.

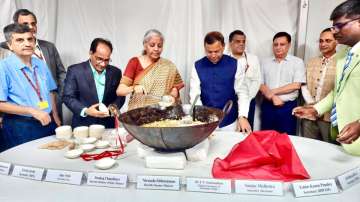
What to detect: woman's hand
<box><xmin>134</xmin><ymin>85</ymin><xmax>147</xmax><ymax>94</ymax></box>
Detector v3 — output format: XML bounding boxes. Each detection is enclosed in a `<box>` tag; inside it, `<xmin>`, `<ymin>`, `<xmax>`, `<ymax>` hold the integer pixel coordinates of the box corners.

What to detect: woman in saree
<box><xmin>116</xmin><ymin>29</ymin><xmax>184</xmax><ymax>110</ymax></box>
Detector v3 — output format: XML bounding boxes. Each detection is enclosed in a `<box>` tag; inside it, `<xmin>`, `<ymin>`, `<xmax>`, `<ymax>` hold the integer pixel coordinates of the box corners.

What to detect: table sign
<box><xmin>234</xmin><ymin>180</ymin><xmax>284</xmax><ymax>196</ymax></box>
<box><xmin>87</xmin><ymin>172</ymin><xmax>127</xmax><ymax>188</ymax></box>
<box><xmin>45</xmin><ymin>169</ymin><xmax>83</xmax><ymax>185</ymax></box>
<box><xmin>186</xmin><ymin>177</ymin><xmax>232</xmax><ymax>194</ymax></box>
<box><xmin>0</xmin><ymin>161</ymin><xmax>11</xmax><ymax>175</ymax></box>
<box><xmin>336</xmin><ymin>166</ymin><xmax>360</xmax><ymax>190</ymax></box>
<box><xmin>12</xmin><ymin>165</ymin><xmax>44</xmax><ymax>181</ymax></box>
<box><xmin>137</xmin><ymin>175</ymin><xmax>180</xmax><ymax>191</ymax></box>
<box><xmin>292</xmin><ymin>179</ymin><xmax>339</xmax><ymax>197</ymax></box>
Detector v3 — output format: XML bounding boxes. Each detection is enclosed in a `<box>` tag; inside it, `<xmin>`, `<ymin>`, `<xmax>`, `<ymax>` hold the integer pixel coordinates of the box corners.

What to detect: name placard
<box><xmin>0</xmin><ymin>161</ymin><xmax>11</xmax><ymax>175</ymax></box>
<box><xmin>87</xmin><ymin>172</ymin><xmax>127</xmax><ymax>188</ymax></box>
<box><xmin>337</xmin><ymin>167</ymin><xmax>360</xmax><ymax>190</ymax></box>
<box><xmin>12</xmin><ymin>165</ymin><xmax>44</xmax><ymax>181</ymax></box>
<box><xmin>186</xmin><ymin>177</ymin><xmax>232</xmax><ymax>194</ymax></box>
<box><xmin>292</xmin><ymin>179</ymin><xmax>339</xmax><ymax>197</ymax></box>
<box><xmin>45</xmin><ymin>169</ymin><xmax>83</xmax><ymax>185</ymax></box>
<box><xmin>235</xmin><ymin>180</ymin><xmax>284</xmax><ymax>196</ymax></box>
<box><xmin>137</xmin><ymin>175</ymin><xmax>180</xmax><ymax>191</ymax></box>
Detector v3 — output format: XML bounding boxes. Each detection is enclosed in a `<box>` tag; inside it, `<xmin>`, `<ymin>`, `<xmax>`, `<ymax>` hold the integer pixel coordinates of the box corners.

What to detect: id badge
<box><xmin>38</xmin><ymin>101</ymin><xmax>49</xmax><ymax>110</ymax></box>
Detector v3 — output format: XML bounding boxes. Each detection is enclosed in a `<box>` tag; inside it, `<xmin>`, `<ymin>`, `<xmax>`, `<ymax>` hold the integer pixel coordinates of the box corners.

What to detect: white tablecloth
<box><xmin>0</xmin><ymin>131</ymin><xmax>359</xmax><ymax>202</ymax></box>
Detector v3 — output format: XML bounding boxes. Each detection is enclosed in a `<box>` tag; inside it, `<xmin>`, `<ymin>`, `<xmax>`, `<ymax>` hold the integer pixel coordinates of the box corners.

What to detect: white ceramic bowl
<box><xmin>98</xmin><ymin>103</ymin><xmax>109</xmax><ymax>113</ymax></box>
<box><xmin>73</xmin><ymin>126</ymin><xmax>89</xmax><ymax>139</ymax></box>
<box><xmin>95</xmin><ymin>157</ymin><xmax>116</xmax><ymax>170</ymax></box>
<box><xmin>82</xmin><ymin>137</ymin><xmax>97</xmax><ymax>144</ymax></box>
<box><xmin>89</xmin><ymin>124</ymin><xmax>105</xmax><ymax>139</ymax></box>
<box><xmin>95</xmin><ymin>140</ymin><xmax>110</xmax><ymax>149</ymax></box>
<box><xmin>64</xmin><ymin>149</ymin><xmax>83</xmax><ymax>159</ymax></box>
<box><xmin>55</xmin><ymin>125</ymin><xmax>72</xmax><ymax>140</ymax></box>
<box><xmin>80</xmin><ymin>144</ymin><xmax>95</xmax><ymax>152</ymax></box>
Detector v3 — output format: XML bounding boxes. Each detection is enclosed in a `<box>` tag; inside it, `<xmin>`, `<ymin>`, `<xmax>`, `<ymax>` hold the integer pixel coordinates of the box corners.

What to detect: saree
<box><xmin>120</xmin><ymin>57</ymin><xmax>184</xmax><ymax>110</ymax></box>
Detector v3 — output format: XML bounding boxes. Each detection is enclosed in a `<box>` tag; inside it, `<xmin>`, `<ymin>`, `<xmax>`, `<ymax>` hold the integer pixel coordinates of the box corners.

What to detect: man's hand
<box><xmin>85</xmin><ymin>104</ymin><xmax>109</xmax><ymax>118</ymax></box>
<box><xmin>29</xmin><ymin>108</ymin><xmax>52</xmax><ymax>126</ymax></box>
<box><xmin>272</xmin><ymin>95</ymin><xmax>284</xmax><ymax>106</ymax></box>
<box><xmin>337</xmin><ymin>120</ymin><xmax>360</xmax><ymax>144</ymax></box>
<box><xmin>52</xmin><ymin>112</ymin><xmax>61</xmax><ymax>126</ymax></box>
<box><xmin>292</xmin><ymin>105</ymin><xmax>318</xmax><ymax>121</ymax></box>
<box><xmin>236</xmin><ymin>116</ymin><xmax>252</xmax><ymax>134</ymax></box>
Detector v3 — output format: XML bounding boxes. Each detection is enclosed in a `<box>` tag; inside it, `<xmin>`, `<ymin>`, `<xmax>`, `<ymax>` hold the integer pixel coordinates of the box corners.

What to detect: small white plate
<box><xmin>95</xmin><ymin>140</ymin><xmax>110</xmax><ymax>149</ymax></box>
<box><xmin>82</xmin><ymin>137</ymin><xmax>97</xmax><ymax>144</ymax></box>
<box><xmin>64</xmin><ymin>149</ymin><xmax>83</xmax><ymax>159</ymax></box>
<box><xmin>80</xmin><ymin>144</ymin><xmax>95</xmax><ymax>152</ymax></box>
<box><xmin>95</xmin><ymin>157</ymin><xmax>116</xmax><ymax>170</ymax></box>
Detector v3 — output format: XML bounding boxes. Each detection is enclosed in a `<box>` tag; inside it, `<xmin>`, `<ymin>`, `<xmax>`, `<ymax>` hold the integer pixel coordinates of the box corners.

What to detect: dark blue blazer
<box><xmin>63</xmin><ymin>61</ymin><xmax>125</xmax><ymax>128</ymax></box>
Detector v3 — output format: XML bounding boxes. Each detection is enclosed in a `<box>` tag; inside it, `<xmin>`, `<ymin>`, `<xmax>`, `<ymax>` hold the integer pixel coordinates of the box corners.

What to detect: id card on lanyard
<box><xmin>21</xmin><ymin>68</ymin><xmax>49</xmax><ymax>110</ymax></box>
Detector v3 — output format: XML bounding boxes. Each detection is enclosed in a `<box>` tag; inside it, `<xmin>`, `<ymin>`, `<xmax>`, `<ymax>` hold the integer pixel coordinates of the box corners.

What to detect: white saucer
<box><xmin>80</xmin><ymin>144</ymin><xmax>95</xmax><ymax>152</ymax></box>
<box><xmin>95</xmin><ymin>157</ymin><xmax>116</xmax><ymax>170</ymax></box>
<box><xmin>64</xmin><ymin>149</ymin><xmax>83</xmax><ymax>159</ymax></box>
<box><xmin>82</xmin><ymin>137</ymin><xmax>97</xmax><ymax>144</ymax></box>
<box><xmin>95</xmin><ymin>140</ymin><xmax>110</xmax><ymax>149</ymax></box>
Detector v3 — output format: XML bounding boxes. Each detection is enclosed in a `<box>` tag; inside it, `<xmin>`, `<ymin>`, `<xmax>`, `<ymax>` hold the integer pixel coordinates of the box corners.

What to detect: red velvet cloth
<box><xmin>212</xmin><ymin>130</ymin><xmax>310</xmax><ymax>182</ymax></box>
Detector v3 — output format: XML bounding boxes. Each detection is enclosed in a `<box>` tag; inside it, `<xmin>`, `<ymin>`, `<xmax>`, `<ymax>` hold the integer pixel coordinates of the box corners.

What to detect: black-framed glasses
<box><xmin>94</xmin><ymin>56</ymin><xmax>112</xmax><ymax>64</ymax></box>
<box><xmin>331</xmin><ymin>17</ymin><xmax>360</xmax><ymax>32</ymax></box>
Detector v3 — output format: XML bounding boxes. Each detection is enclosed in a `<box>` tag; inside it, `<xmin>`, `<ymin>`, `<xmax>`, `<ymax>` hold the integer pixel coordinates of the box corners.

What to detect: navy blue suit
<box><xmin>63</xmin><ymin>61</ymin><xmax>125</xmax><ymax>128</ymax></box>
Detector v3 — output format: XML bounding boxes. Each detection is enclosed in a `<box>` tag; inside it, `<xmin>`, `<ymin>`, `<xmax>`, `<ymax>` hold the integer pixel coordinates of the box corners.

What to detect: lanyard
<box><xmin>21</xmin><ymin>68</ymin><xmax>43</xmax><ymax>101</ymax></box>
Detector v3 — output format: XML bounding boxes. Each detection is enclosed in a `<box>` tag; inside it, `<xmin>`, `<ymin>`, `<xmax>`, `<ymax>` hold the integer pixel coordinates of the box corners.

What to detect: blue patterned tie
<box><xmin>331</xmin><ymin>51</ymin><xmax>353</xmax><ymax>127</ymax></box>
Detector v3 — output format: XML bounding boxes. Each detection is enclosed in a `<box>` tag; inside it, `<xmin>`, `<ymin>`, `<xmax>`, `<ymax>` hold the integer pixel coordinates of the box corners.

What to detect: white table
<box><xmin>0</xmin><ymin>131</ymin><xmax>359</xmax><ymax>202</ymax></box>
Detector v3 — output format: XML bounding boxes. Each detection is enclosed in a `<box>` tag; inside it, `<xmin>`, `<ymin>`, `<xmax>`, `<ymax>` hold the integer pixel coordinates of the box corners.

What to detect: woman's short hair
<box><xmin>142</xmin><ymin>29</ymin><xmax>164</xmax><ymax>55</ymax></box>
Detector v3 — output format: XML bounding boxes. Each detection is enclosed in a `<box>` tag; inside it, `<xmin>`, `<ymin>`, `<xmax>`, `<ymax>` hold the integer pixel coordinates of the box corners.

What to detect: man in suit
<box><xmin>0</xmin><ymin>9</ymin><xmax>66</xmax><ymax>122</ymax></box>
<box><xmin>63</xmin><ymin>38</ymin><xmax>125</xmax><ymax>128</ymax></box>
<box><xmin>293</xmin><ymin>0</ymin><xmax>360</xmax><ymax>149</ymax></box>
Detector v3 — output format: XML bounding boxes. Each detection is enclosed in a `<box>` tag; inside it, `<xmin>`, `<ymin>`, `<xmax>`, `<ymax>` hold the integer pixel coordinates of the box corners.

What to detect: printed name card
<box><xmin>87</xmin><ymin>172</ymin><xmax>127</xmax><ymax>188</ymax></box>
<box><xmin>186</xmin><ymin>177</ymin><xmax>232</xmax><ymax>194</ymax></box>
<box><xmin>292</xmin><ymin>179</ymin><xmax>339</xmax><ymax>197</ymax></box>
<box><xmin>137</xmin><ymin>175</ymin><xmax>180</xmax><ymax>190</ymax></box>
<box><xmin>45</xmin><ymin>169</ymin><xmax>83</xmax><ymax>185</ymax></box>
<box><xmin>337</xmin><ymin>167</ymin><xmax>360</xmax><ymax>190</ymax></box>
<box><xmin>0</xmin><ymin>162</ymin><xmax>11</xmax><ymax>175</ymax></box>
<box><xmin>12</xmin><ymin>165</ymin><xmax>44</xmax><ymax>181</ymax></box>
<box><xmin>235</xmin><ymin>180</ymin><xmax>284</xmax><ymax>196</ymax></box>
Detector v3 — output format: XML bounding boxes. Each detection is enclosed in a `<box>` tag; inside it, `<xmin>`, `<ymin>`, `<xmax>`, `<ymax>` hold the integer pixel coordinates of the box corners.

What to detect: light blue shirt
<box><xmin>0</xmin><ymin>53</ymin><xmax>57</xmax><ymax>115</ymax></box>
<box><xmin>80</xmin><ymin>62</ymin><xmax>106</xmax><ymax>117</ymax></box>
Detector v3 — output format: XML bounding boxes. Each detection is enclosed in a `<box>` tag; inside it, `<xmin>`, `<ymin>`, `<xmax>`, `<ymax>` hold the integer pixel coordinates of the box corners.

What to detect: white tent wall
<box><xmin>0</xmin><ymin>0</ymin><xmax>345</xmax><ymax>128</ymax></box>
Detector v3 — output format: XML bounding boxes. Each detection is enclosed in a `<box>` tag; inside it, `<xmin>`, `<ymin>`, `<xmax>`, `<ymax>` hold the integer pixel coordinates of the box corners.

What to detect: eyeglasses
<box><xmin>331</xmin><ymin>17</ymin><xmax>360</xmax><ymax>32</ymax></box>
<box><xmin>94</xmin><ymin>56</ymin><xmax>111</xmax><ymax>64</ymax></box>
<box><xmin>319</xmin><ymin>39</ymin><xmax>335</xmax><ymax>44</ymax></box>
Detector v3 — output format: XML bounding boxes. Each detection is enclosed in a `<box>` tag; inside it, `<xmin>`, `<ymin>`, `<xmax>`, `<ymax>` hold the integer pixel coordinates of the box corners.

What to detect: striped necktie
<box><xmin>330</xmin><ymin>51</ymin><xmax>353</xmax><ymax>127</ymax></box>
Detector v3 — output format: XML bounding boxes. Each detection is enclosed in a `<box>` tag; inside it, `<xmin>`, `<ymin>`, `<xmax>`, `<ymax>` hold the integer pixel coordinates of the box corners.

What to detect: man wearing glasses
<box><xmin>300</xmin><ymin>28</ymin><xmax>337</xmax><ymax>143</ymax></box>
<box><xmin>0</xmin><ymin>24</ymin><xmax>59</xmax><ymax>151</ymax></box>
<box><xmin>63</xmin><ymin>38</ymin><xmax>125</xmax><ymax>128</ymax></box>
<box><xmin>293</xmin><ymin>0</ymin><xmax>360</xmax><ymax>154</ymax></box>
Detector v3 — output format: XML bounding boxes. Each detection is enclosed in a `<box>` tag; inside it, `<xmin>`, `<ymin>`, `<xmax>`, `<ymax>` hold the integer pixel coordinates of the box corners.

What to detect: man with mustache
<box><xmin>0</xmin><ymin>24</ymin><xmax>59</xmax><ymax>151</ymax></box>
<box><xmin>293</xmin><ymin>0</ymin><xmax>360</xmax><ymax>152</ymax></box>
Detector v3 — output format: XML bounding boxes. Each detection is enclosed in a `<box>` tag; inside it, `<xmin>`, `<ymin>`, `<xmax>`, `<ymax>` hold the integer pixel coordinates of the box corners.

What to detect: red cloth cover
<box><xmin>212</xmin><ymin>130</ymin><xmax>310</xmax><ymax>182</ymax></box>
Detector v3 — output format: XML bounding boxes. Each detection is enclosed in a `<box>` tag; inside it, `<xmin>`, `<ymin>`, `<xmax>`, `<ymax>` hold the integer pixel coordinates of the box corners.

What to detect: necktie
<box><xmin>330</xmin><ymin>51</ymin><xmax>353</xmax><ymax>127</ymax></box>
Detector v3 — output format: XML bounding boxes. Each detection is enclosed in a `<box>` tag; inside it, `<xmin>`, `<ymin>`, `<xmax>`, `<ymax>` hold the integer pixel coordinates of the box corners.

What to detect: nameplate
<box><xmin>0</xmin><ymin>162</ymin><xmax>11</xmax><ymax>175</ymax></box>
<box><xmin>292</xmin><ymin>179</ymin><xmax>339</xmax><ymax>197</ymax></box>
<box><xmin>12</xmin><ymin>165</ymin><xmax>44</xmax><ymax>181</ymax></box>
<box><xmin>234</xmin><ymin>180</ymin><xmax>284</xmax><ymax>196</ymax></box>
<box><xmin>186</xmin><ymin>177</ymin><xmax>232</xmax><ymax>194</ymax></box>
<box><xmin>337</xmin><ymin>167</ymin><xmax>360</xmax><ymax>190</ymax></box>
<box><xmin>137</xmin><ymin>175</ymin><xmax>180</xmax><ymax>191</ymax></box>
<box><xmin>45</xmin><ymin>169</ymin><xmax>83</xmax><ymax>185</ymax></box>
<box><xmin>87</xmin><ymin>172</ymin><xmax>127</xmax><ymax>188</ymax></box>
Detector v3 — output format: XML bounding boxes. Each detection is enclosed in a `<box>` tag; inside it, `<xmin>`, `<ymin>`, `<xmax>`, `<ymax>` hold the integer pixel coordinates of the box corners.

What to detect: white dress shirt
<box><xmin>230</xmin><ymin>52</ymin><xmax>261</xmax><ymax>117</ymax></box>
<box><xmin>261</xmin><ymin>54</ymin><xmax>305</xmax><ymax>102</ymax></box>
<box><xmin>189</xmin><ymin>55</ymin><xmax>245</xmax><ymax>117</ymax></box>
